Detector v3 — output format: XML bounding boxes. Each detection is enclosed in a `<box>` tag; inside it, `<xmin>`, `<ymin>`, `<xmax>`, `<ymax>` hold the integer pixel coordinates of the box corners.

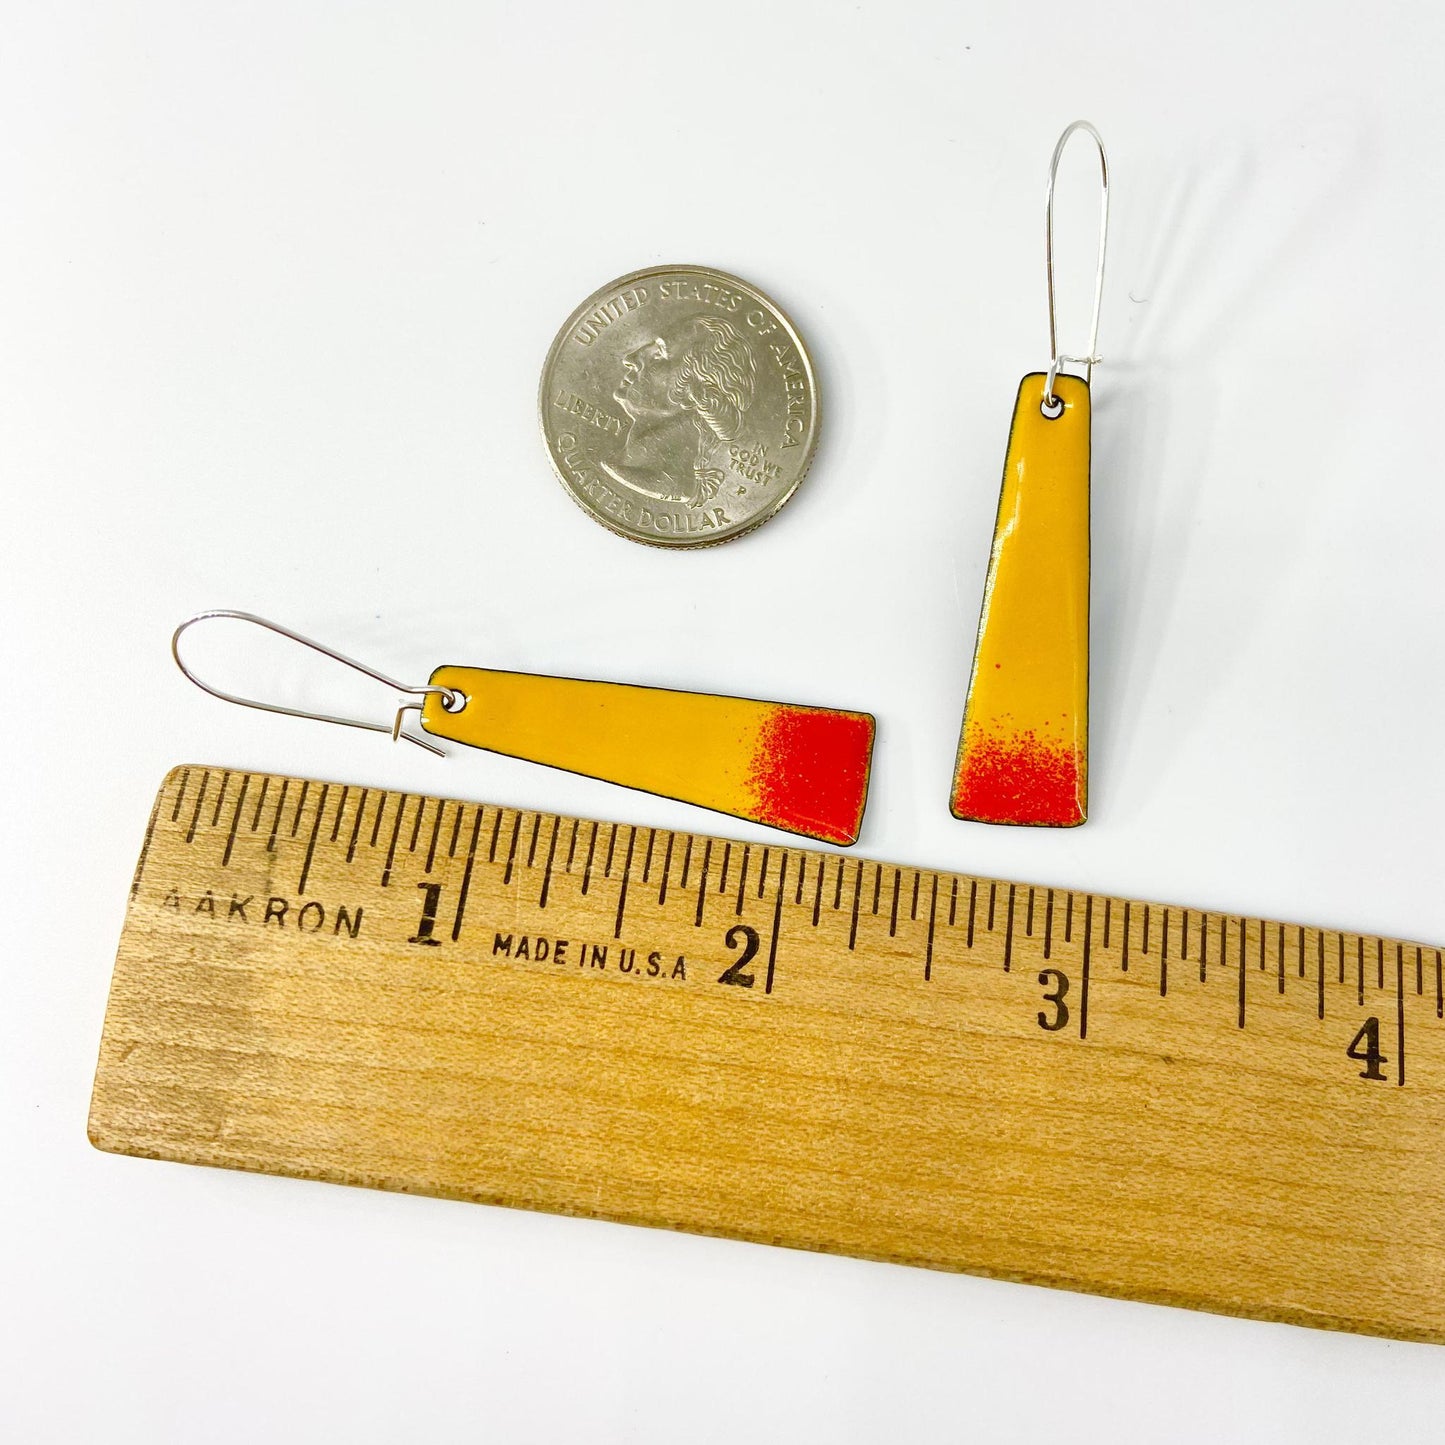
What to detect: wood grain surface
<box><xmin>90</xmin><ymin>766</ymin><xmax>1445</xmax><ymax>1342</ymax></box>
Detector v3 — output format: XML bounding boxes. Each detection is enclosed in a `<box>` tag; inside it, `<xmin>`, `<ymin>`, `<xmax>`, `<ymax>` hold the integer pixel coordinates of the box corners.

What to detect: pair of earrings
<box><xmin>173</xmin><ymin>123</ymin><xmax>1109</xmax><ymax>848</ymax></box>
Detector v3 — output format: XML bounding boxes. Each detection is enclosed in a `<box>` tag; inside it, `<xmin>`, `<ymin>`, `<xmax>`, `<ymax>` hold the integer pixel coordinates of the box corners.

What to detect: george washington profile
<box><xmin>602</xmin><ymin>314</ymin><xmax>758</xmax><ymax>508</ymax></box>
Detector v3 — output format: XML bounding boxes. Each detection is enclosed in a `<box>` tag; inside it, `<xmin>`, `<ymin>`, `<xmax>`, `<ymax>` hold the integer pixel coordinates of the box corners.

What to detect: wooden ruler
<box><xmin>91</xmin><ymin>766</ymin><xmax>1445</xmax><ymax>1342</ymax></box>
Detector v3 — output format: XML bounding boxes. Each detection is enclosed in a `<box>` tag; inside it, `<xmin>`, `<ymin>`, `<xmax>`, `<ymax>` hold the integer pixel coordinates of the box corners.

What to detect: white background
<box><xmin>4</xmin><ymin>2</ymin><xmax>1445</xmax><ymax>1439</ymax></box>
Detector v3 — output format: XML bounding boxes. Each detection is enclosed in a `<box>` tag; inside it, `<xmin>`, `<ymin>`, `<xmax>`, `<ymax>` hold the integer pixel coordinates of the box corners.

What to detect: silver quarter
<box><xmin>539</xmin><ymin>265</ymin><xmax>820</xmax><ymax>547</ymax></box>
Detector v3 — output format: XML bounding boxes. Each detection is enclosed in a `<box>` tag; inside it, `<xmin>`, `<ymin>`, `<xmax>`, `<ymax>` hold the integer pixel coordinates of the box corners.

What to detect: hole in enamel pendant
<box><xmin>1040</xmin><ymin>394</ymin><xmax>1065</xmax><ymax>420</ymax></box>
<box><xmin>441</xmin><ymin>689</ymin><xmax>468</xmax><ymax>713</ymax></box>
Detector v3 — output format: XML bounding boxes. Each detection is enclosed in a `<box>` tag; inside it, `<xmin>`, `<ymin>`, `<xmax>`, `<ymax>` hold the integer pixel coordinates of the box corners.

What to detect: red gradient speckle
<box><xmin>749</xmin><ymin>707</ymin><xmax>874</xmax><ymax>845</ymax></box>
<box><xmin>952</xmin><ymin>729</ymin><xmax>1084</xmax><ymax>827</ymax></box>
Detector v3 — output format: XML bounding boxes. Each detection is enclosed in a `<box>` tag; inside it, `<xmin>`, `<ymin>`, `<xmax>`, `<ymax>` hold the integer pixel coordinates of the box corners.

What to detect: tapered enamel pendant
<box><xmin>421</xmin><ymin>670</ymin><xmax>873</xmax><ymax>845</ymax></box>
<box><xmin>951</xmin><ymin>373</ymin><xmax>1089</xmax><ymax>826</ymax></box>
<box><xmin>951</xmin><ymin>119</ymin><xmax>1108</xmax><ymax>828</ymax></box>
<box><xmin>171</xmin><ymin>610</ymin><xmax>874</xmax><ymax>846</ymax></box>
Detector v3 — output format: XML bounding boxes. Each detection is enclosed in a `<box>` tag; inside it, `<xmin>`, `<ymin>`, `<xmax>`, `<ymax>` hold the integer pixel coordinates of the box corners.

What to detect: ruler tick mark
<box><xmin>1080</xmin><ymin>894</ymin><xmax>1092</xmax><ymax>1039</ymax></box>
<box><xmin>833</xmin><ymin>856</ymin><xmax>844</xmax><ymax>911</ymax></box>
<box><xmin>369</xmin><ymin>792</ymin><xmax>386</xmax><ymax>850</ymax></box>
<box><xmin>566</xmin><ymin>819</ymin><xmax>579</xmax><ymax>873</ymax></box>
<box><xmin>130</xmin><ymin>793</ymin><xmax>163</xmax><ymax>899</ymax></box>
<box><xmin>210</xmin><ymin>771</ymin><xmax>230</xmax><ymax>829</ymax></box>
<box><xmin>794</xmin><ymin>854</ymin><xmax>806</xmax><ymax>906</ymax></box>
<box><xmin>526</xmin><ymin>814</ymin><xmax>542</xmax><ymax>870</ymax></box>
<box><xmin>718</xmin><ymin>842</ymin><xmax>731</xmax><ymax>894</ymax></box>
<box><xmin>613</xmin><ymin>827</ymin><xmax>636</xmax><ymax>938</ymax></box>
<box><xmin>988</xmin><ymin>882</ymin><xmax>997</xmax><ymax>932</ymax></box>
<box><xmin>1004</xmin><ymin>884</ymin><xmax>1016</xmax><ymax>971</ymax></box>
<box><xmin>1318</xmin><ymin>931</ymin><xmax>1325</xmax><ymax>1020</ymax></box>
<box><xmin>1181</xmin><ymin>909</ymin><xmax>1189</xmax><ymax>962</ymax></box>
<box><xmin>1377</xmin><ymin>937</ymin><xmax>1385</xmax><ymax>993</ymax></box>
<box><xmin>736</xmin><ymin>847</ymin><xmax>751</xmax><ymax>915</ymax></box>
<box><xmin>925</xmin><ymin>875</ymin><xmax>938</xmax><ymax>981</ymax></box>
<box><xmin>1121</xmin><ymin>901</ymin><xmax>1131</xmax><ymax>972</ymax></box>
<box><xmin>812</xmin><ymin>856</ymin><xmax>825</xmax><ymax>927</ymax></box>
<box><xmin>539</xmin><ymin>817</ymin><xmax>560</xmax><ymax>908</ymax></box>
<box><xmin>171</xmin><ymin>768</ymin><xmax>191</xmax><ymax>822</ymax></box>
<box><xmin>849</xmin><ymin>860</ymin><xmax>864</xmax><ymax>950</ymax></box>
<box><xmin>967</xmin><ymin>880</ymin><xmax>977</xmax><ymax>948</ymax></box>
<box><xmin>581</xmin><ymin>822</ymin><xmax>598</xmax><ymax>894</ymax></box>
<box><xmin>1397</xmin><ymin>944</ymin><xmax>1406</xmax><ymax>1087</ymax></box>
<box><xmin>249</xmin><ymin>775</ymin><xmax>269</xmax><ymax>832</ymax></box>
<box><xmin>658</xmin><ymin>832</ymin><xmax>675</xmax><ymax>906</ymax></box>
<box><xmin>759</xmin><ymin>848</ymin><xmax>770</xmax><ymax>900</ymax></box>
<box><xmin>871</xmin><ymin>864</ymin><xmax>882</xmax><ymax>916</ymax></box>
<box><xmin>1199</xmin><ymin>912</ymin><xmax>1208</xmax><ymax>982</ymax></box>
<box><xmin>949</xmin><ymin>877</ymin><xmax>959</xmax><ymax>929</ymax></box>
<box><xmin>1358</xmin><ymin>936</ymin><xmax>1365</xmax><ymax>1006</ymax></box>
<box><xmin>407</xmin><ymin>798</ymin><xmax>427</xmax><ymax>853</ymax></box>
<box><xmin>267</xmin><ymin>780</ymin><xmax>289</xmax><ymax>853</ymax></box>
<box><xmin>680</xmin><ymin>833</ymin><xmax>693</xmax><ymax>889</ymax></box>
<box><xmin>289</xmin><ymin>780</ymin><xmax>310</xmax><ymax>839</ymax></box>
<box><xmin>764</xmin><ymin>853</ymin><xmax>788</xmax><ymax>995</ymax></box>
<box><xmin>1298</xmin><ymin>924</ymin><xmax>1306</xmax><ymax>980</ymax></box>
<box><xmin>1417</xmin><ymin>944</ymin><xmax>1424</xmax><ymax>996</ymax></box>
<box><xmin>1141</xmin><ymin>904</ymin><xmax>1150</xmax><ymax>956</ymax></box>
<box><xmin>694</xmin><ymin>839</ymin><xmax>712</xmax><ymax>926</ymax></box>
<box><xmin>487</xmin><ymin>809</ymin><xmax>504</xmax><ymax>865</ymax></box>
<box><xmin>447</xmin><ymin>802</ymin><xmax>462</xmax><ymax>860</ymax></box>
<box><xmin>1160</xmin><ymin>909</ymin><xmax>1169</xmax><ymax>996</ymax></box>
<box><xmin>503</xmin><ymin>812</ymin><xmax>523</xmax><ymax>885</ymax></box>
<box><xmin>1237</xmin><ymin>917</ymin><xmax>1247</xmax><ymax>1028</ymax></box>
<box><xmin>222</xmin><ymin>774</ymin><xmax>251</xmax><ymax>867</ymax></box>
<box><xmin>382</xmin><ymin>795</ymin><xmax>409</xmax><ymax>887</ymax></box>
<box><xmin>1026</xmin><ymin>888</ymin><xmax>1035</xmax><ymax>937</ymax></box>
<box><xmin>298</xmin><ymin>783</ymin><xmax>329</xmax><ymax>895</ymax></box>
<box><xmin>451</xmin><ymin>806</ymin><xmax>484</xmax><ymax>941</ymax></box>
<box><xmin>185</xmin><ymin>769</ymin><xmax>211</xmax><ymax>845</ymax></box>
<box><xmin>1103</xmin><ymin>896</ymin><xmax>1111</xmax><ymax>950</ymax></box>
<box><xmin>910</xmin><ymin>871</ymin><xmax>919</xmax><ymax>923</ymax></box>
<box><xmin>1043</xmin><ymin>889</ymin><xmax>1054</xmax><ymax>960</ymax></box>
<box><xmin>889</xmin><ymin>869</ymin><xmax>900</xmax><ymax>938</ymax></box>
<box><xmin>1278</xmin><ymin>923</ymin><xmax>1285</xmax><ymax>994</ymax></box>
<box><xmin>1065</xmin><ymin>892</ymin><xmax>1074</xmax><ymax>944</ymax></box>
<box><xmin>330</xmin><ymin>786</ymin><xmax>350</xmax><ymax>845</ymax></box>
<box><xmin>641</xmin><ymin>828</ymin><xmax>655</xmax><ymax>884</ymax></box>
<box><xmin>603</xmin><ymin>824</ymin><xmax>618</xmax><ymax>879</ymax></box>
<box><xmin>425</xmin><ymin>798</ymin><xmax>446</xmax><ymax>873</ymax></box>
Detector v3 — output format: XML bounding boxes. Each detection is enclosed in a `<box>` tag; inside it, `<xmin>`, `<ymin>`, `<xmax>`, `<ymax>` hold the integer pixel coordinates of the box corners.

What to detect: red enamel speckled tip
<box><xmin>748</xmin><ymin>707</ymin><xmax>875</xmax><ymax>845</ymax></box>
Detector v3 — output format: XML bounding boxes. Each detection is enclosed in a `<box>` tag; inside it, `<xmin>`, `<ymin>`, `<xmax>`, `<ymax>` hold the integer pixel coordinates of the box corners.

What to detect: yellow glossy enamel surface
<box><xmin>952</xmin><ymin>373</ymin><xmax>1090</xmax><ymax>827</ymax></box>
<box><xmin>422</xmin><ymin>667</ymin><xmax>873</xmax><ymax>845</ymax></box>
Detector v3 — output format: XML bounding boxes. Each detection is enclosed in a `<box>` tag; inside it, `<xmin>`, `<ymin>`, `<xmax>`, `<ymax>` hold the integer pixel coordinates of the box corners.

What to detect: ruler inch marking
<box><xmin>764</xmin><ymin>854</ymin><xmax>788</xmax><ymax>995</ymax></box>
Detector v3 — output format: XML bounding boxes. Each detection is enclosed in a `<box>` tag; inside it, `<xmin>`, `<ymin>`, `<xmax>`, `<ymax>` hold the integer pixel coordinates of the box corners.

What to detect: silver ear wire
<box><xmin>1044</xmin><ymin>120</ymin><xmax>1110</xmax><ymax>409</ymax></box>
<box><xmin>171</xmin><ymin>610</ymin><xmax>462</xmax><ymax>756</ymax></box>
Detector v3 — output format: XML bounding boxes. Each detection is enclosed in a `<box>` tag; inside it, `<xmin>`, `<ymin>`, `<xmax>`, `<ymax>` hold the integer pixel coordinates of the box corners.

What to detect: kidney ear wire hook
<box><xmin>1044</xmin><ymin>119</ymin><xmax>1110</xmax><ymax>412</ymax></box>
<box><xmin>171</xmin><ymin>610</ymin><xmax>465</xmax><ymax>756</ymax></box>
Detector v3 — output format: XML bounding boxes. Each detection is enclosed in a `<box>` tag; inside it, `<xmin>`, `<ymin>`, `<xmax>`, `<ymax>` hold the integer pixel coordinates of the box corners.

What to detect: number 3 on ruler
<box><xmin>1037</xmin><ymin>968</ymin><xmax>1070</xmax><ymax>1032</ymax></box>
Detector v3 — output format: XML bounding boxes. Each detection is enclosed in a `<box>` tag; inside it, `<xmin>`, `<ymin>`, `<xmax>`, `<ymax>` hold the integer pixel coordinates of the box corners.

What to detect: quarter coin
<box><xmin>539</xmin><ymin>265</ymin><xmax>820</xmax><ymax>547</ymax></box>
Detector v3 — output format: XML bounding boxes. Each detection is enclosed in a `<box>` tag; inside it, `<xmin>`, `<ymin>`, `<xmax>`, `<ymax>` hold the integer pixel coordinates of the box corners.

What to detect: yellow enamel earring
<box><xmin>951</xmin><ymin>121</ymin><xmax>1108</xmax><ymax>828</ymax></box>
<box><xmin>173</xmin><ymin>611</ymin><xmax>875</xmax><ymax>845</ymax></box>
